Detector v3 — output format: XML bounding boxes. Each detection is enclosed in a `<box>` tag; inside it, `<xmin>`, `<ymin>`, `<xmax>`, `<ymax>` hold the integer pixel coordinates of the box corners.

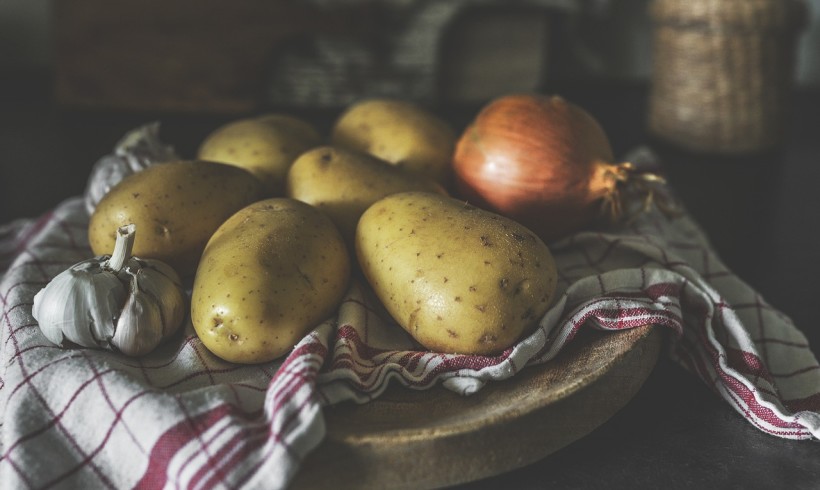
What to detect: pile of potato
<box><xmin>88</xmin><ymin>98</ymin><xmax>558</xmax><ymax>364</ymax></box>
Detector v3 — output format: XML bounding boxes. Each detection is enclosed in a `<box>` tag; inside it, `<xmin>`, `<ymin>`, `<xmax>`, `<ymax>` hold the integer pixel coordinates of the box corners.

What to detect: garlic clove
<box><xmin>138</xmin><ymin>257</ymin><xmax>182</xmax><ymax>286</ymax></box>
<box><xmin>134</xmin><ymin>265</ymin><xmax>186</xmax><ymax>339</ymax></box>
<box><xmin>85</xmin><ymin>267</ymin><xmax>128</xmax><ymax>347</ymax></box>
<box><xmin>32</xmin><ymin>269</ymin><xmax>80</xmax><ymax>346</ymax></box>
<box><xmin>111</xmin><ymin>272</ymin><xmax>164</xmax><ymax>357</ymax></box>
<box><xmin>84</xmin><ymin>156</ymin><xmax>132</xmax><ymax>216</ymax></box>
<box><xmin>114</xmin><ymin>122</ymin><xmax>178</xmax><ymax>169</ymax></box>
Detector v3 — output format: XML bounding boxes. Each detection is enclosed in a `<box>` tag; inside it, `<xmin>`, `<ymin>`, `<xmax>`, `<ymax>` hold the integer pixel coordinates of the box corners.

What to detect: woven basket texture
<box><xmin>648</xmin><ymin>0</ymin><xmax>807</xmax><ymax>154</ymax></box>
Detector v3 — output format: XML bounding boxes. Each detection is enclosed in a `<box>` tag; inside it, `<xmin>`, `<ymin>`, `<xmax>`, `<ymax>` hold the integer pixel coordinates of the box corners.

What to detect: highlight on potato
<box><xmin>197</xmin><ymin>113</ymin><xmax>321</xmax><ymax>196</ymax></box>
<box><xmin>88</xmin><ymin>160</ymin><xmax>264</xmax><ymax>278</ymax></box>
<box><xmin>356</xmin><ymin>191</ymin><xmax>558</xmax><ymax>355</ymax></box>
<box><xmin>191</xmin><ymin>198</ymin><xmax>351</xmax><ymax>364</ymax></box>
<box><xmin>286</xmin><ymin>145</ymin><xmax>448</xmax><ymax>249</ymax></box>
<box><xmin>330</xmin><ymin>97</ymin><xmax>457</xmax><ymax>187</ymax></box>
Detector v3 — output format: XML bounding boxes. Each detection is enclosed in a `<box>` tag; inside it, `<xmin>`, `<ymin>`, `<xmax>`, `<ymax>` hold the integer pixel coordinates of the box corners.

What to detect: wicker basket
<box><xmin>648</xmin><ymin>0</ymin><xmax>807</xmax><ymax>154</ymax></box>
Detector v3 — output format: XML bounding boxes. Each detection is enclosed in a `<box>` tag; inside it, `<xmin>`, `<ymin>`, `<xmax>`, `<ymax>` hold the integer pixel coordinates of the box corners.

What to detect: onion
<box><xmin>452</xmin><ymin>94</ymin><xmax>637</xmax><ymax>242</ymax></box>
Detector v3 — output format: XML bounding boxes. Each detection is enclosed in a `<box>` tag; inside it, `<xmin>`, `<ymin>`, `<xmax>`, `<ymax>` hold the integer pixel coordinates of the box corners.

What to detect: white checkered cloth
<box><xmin>2</xmin><ymin>154</ymin><xmax>818</xmax><ymax>489</ymax></box>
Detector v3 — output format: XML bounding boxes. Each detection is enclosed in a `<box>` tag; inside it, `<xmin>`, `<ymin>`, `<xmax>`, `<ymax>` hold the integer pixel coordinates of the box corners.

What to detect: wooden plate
<box><xmin>292</xmin><ymin>325</ymin><xmax>662</xmax><ymax>489</ymax></box>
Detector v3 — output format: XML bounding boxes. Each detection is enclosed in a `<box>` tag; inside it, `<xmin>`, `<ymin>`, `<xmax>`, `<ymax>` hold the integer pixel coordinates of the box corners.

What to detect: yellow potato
<box><xmin>286</xmin><ymin>145</ymin><xmax>447</xmax><ymax>248</ymax></box>
<box><xmin>191</xmin><ymin>198</ymin><xmax>351</xmax><ymax>364</ymax></box>
<box><xmin>88</xmin><ymin>160</ymin><xmax>263</xmax><ymax>277</ymax></box>
<box><xmin>197</xmin><ymin>114</ymin><xmax>321</xmax><ymax>195</ymax></box>
<box><xmin>356</xmin><ymin>192</ymin><xmax>557</xmax><ymax>355</ymax></box>
<box><xmin>330</xmin><ymin>98</ymin><xmax>456</xmax><ymax>186</ymax></box>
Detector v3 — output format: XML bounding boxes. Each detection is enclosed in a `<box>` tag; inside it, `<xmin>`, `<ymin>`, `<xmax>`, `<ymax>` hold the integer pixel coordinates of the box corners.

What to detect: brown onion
<box><xmin>453</xmin><ymin>94</ymin><xmax>635</xmax><ymax>242</ymax></box>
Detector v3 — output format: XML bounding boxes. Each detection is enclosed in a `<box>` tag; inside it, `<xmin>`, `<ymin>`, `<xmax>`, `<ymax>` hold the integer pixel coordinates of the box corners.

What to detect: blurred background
<box><xmin>2</xmin><ymin>0</ymin><xmax>819</xmax><ymax>97</ymax></box>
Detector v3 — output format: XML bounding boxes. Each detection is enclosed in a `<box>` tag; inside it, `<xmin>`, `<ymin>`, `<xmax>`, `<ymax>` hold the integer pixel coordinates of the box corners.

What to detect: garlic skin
<box><xmin>84</xmin><ymin>122</ymin><xmax>179</xmax><ymax>215</ymax></box>
<box><xmin>131</xmin><ymin>263</ymin><xmax>186</xmax><ymax>338</ymax></box>
<box><xmin>111</xmin><ymin>271</ymin><xmax>164</xmax><ymax>357</ymax></box>
<box><xmin>33</xmin><ymin>259</ymin><xmax>127</xmax><ymax>348</ymax></box>
<box><xmin>32</xmin><ymin>224</ymin><xmax>186</xmax><ymax>356</ymax></box>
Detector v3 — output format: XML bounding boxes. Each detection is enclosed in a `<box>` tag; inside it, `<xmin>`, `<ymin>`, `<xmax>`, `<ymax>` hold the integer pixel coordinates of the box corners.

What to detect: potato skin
<box><xmin>330</xmin><ymin>98</ymin><xmax>456</xmax><ymax>186</ymax></box>
<box><xmin>191</xmin><ymin>198</ymin><xmax>351</xmax><ymax>364</ymax></box>
<box><xmin>286</xmin><ymin>146</ymin><xmax>447</xmax><ymax>248</ymax></box>
<box><xmin>356</xmin><ymin>192</ymin><xmax>557</xmax><ymax>355</ymax></box>
<box><xmin>88</xmin><ymin>160</ymin><xmax>263</xmax><ymax>277</ymax></box>
<box><xmin>197</xmin><ymin>114</ymin><xmax>321</xmax><ymax>195</ymax></box>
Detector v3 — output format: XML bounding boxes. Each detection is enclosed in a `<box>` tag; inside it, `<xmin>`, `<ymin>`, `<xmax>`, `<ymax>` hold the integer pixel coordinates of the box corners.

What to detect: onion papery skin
<box><xmin>453</xmin><ymin>94</ymin><xmax>621</xmax><ymax>243</ymax></box>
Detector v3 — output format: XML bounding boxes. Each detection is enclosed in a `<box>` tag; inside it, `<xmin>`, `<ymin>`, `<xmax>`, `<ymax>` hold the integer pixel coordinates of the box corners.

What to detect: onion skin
<box><xmin>453</xmin><ymin>94</ymin><xmax>624</xmax><ymax>243</ymax></box>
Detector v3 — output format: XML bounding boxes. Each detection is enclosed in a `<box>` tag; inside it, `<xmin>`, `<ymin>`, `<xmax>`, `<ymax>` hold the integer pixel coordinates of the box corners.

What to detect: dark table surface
<box><xmin>2</xmin><ymin>74</ymin><xmax>819</xmax><ymax>489</ymax></box>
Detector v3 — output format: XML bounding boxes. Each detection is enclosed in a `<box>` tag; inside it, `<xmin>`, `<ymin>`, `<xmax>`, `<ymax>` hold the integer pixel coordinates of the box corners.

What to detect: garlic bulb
<box><xmin>84</xmin><ymin>122</ymin><xmax>179</xmax><ymax>215</ymax></box>
<box><xmin>32</xmin><ymin>224</ymin><xmax>186</xmax><ymax>356</ymax></box>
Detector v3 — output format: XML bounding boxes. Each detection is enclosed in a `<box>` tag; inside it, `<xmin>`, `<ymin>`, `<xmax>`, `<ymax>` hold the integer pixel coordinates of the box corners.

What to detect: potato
<box><xmin>197</xmin><ymin>114</ymin><xmax>321</xmax><ymax>195</ymax></box>
<box><xmin>191</xmin><ymin>198</ymin><xmax>351</xmax><ymax>364</ymax></box>
<box><xmin>356</xmin><ymin>192</ymin><xmax>557</xmax><ymax>355</ymax></box>
<box><xmin>330</xmin><ymin>98</ymin><xmax>456</xmax><ymax>186</ymax></box>
<box><xmin>286</xmin><ymin>146</ymin><xmax>447</xmax><ymax>247</ymax></box>
<box><xmin>88</xmin><ymin>160</ymin><xmax>263</xmax><ymax>277</ymax></box>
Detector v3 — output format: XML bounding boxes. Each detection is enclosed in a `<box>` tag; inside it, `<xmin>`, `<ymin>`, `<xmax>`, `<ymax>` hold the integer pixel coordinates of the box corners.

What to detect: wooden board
<box><xmin>292</xmin><ymin>325</ymin><xmax>663</xmax><ymax>489</ymax></box>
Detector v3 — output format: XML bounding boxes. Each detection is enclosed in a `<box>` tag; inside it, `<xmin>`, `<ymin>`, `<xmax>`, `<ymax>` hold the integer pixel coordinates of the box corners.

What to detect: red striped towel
<box><xmin>2</xmin><ymin>157</ymin><xmax>818</xmax><ymax>489</ymax></box>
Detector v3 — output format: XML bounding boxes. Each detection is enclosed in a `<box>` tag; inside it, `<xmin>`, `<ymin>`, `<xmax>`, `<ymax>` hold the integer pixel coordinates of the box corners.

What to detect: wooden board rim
<box><xmin>294</xmin><ymin>325</ymin><xmax>663</xmax><ymax>489</ymax></box>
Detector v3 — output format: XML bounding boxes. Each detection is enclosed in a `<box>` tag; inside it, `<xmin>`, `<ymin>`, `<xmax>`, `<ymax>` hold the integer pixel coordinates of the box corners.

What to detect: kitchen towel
<box><xmin>1</xmin><ymin>151</ymin><xmax>818</xmax><ymax>489</ymax></box>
